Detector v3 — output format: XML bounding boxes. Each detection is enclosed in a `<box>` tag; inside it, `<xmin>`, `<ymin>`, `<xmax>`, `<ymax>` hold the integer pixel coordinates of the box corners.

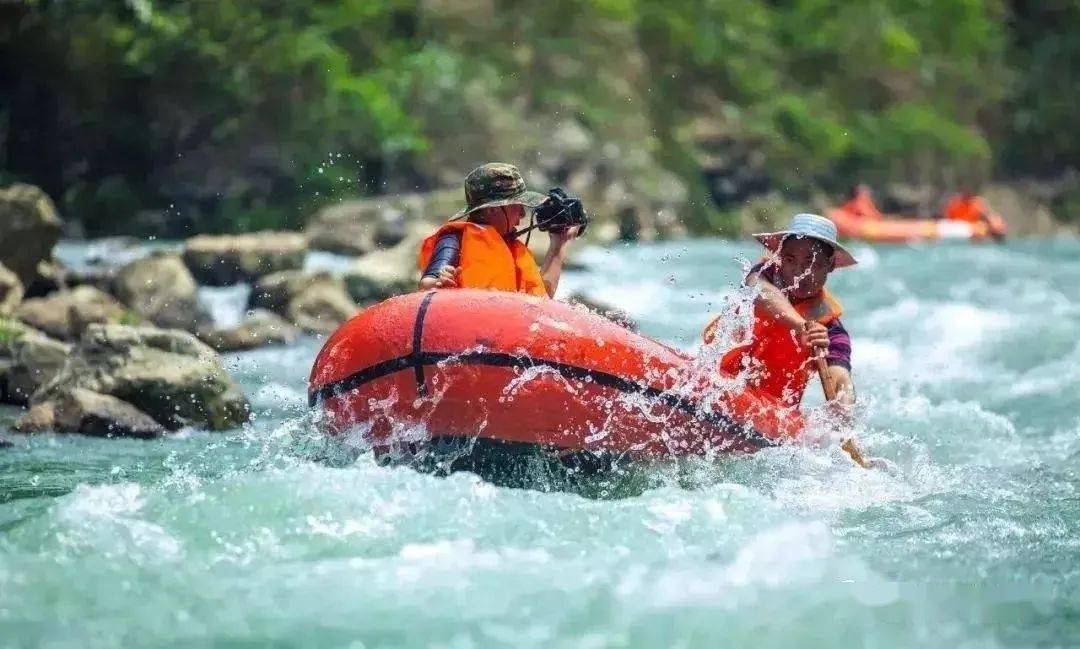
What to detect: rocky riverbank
<box><xmin>0</xmin><ymin>186</ymin><xmax>263</xmax><ymax>438</ymax></box>
<box><xmin>1</xmin><ymin>181</ymin><xmax>637</xmax><ymax>442</ymax></box>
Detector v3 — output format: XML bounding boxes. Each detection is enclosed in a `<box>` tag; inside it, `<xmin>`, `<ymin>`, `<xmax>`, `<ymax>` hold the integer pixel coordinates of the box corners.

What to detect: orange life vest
<box><xmin>943</xmin><ymin>195</ymin><xmax>988</xmax><ymax>223</ymax></box>
<box><xmin>705</xmin><ymin>289</ymin><xmax>843</xmax><ymax>408</ymax></box>
<box><xmin>417</xmin><ymin>221</ymin><xmax>549</xmax><ymax>298</ymax></box>
<box><xmin>838</xmin><ymin>193</ymin><xmax>884</xmax><ymax>220</ymax></box>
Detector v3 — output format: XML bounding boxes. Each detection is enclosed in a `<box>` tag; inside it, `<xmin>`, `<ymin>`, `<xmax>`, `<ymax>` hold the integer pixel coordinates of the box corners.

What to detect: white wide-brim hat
<box><xmin>753</xmin><ymin>213</ymin><xmax>857</xmax><ymax>268</ymax></box>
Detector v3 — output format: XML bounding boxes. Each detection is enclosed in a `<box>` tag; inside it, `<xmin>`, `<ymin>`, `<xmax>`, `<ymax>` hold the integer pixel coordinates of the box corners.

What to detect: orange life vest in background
<box><xmin>943</xmin><ymin>195</ymin><xmax>988</xmax><ymax>222</ymax></box>
<box><xmin>418</xmin><ymin>222</ymin><xmax>549</xmax><ymax>298</ymax></box>
<box><xmin>838</xmin><ymin>192</ymin><xmax>884</xmax><ymax>220</ymax></box>
<box><xmin>705</xmin><ymin>289</ymin><xmax>843</xmax><ymax>408</ymax></box>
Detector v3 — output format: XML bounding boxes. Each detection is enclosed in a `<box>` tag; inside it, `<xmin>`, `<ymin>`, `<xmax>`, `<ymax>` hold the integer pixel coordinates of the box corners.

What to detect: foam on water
<box><xmin>2</xmin><ymin>238</ymin><xmax>1078</xmax><ymax>647</ymax></box>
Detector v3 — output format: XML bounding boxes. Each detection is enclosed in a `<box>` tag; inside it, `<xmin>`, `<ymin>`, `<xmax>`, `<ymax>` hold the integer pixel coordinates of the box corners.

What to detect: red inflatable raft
<box><xmin>828</xmin><ymin>208</ymin><xmax>1004</xmax><ymax>243</ymax></box>
<box><xmin>309</xmin><ymin>289</ymin><xmax>804</xmax><ymax>458</ymax></box>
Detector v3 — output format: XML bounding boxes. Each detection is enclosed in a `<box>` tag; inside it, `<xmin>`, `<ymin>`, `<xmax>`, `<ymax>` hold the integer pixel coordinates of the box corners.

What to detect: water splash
<box><xmin>5</xmin><ymin>238</ymin><xmax>1080</xmax><ymax>646</ymax></box>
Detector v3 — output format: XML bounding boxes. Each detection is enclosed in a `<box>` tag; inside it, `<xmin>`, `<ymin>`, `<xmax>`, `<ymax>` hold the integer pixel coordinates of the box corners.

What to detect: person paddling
<box><xmin>707</xmin><ymin>213</ymin><xmax>857</xmax><ymax>411</ymax></box>
<box><xmin>418</xmin><ymin>163</ymin><xmax>580</xmax><ymax>297</ymax></box>
<box><xmin>704</xmin><ymin>214</ymin><xmax>873</xmax><ymax>464</ymax></box>
<box><xmin>836</xmin><ymin>184</ymin><xmax>884</xmax><ymax>221</ymax></box>
<box><xmin>942</xmin><ymin>189</ymin><xmax>1007</xmax><ymax>240</ymax></box>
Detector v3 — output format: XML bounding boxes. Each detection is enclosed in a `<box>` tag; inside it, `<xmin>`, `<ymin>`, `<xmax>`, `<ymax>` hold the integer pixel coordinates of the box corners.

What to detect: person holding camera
<box><xmin>418</xmin><ymin>163</ymin><xmax>584</xmax><ymax>298</ymax></box>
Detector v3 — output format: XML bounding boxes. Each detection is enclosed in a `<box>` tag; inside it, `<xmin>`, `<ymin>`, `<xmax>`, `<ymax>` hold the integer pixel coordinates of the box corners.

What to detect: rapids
<box><xmin>2</xmin><ymin>238</ymin><xmax>1078</xmax><ymax>647</ymax></box>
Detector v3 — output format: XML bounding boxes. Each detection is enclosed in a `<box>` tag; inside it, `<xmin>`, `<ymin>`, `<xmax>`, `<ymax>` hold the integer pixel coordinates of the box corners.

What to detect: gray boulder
<box><xmin>17</xmin><ymin>389</ymin><xmax>165</xmax><ymax>438</ymax></box>
<box><xmin>198</xmin><ymin>310</ymin><xmax>302</xmax><ymax>352</ymax></box>
<box><xmin>0</xmin><ymin>319</ymin><xmax>71</xmax><ymax>405</ymax></box>
<box><xmin>54</xmin><ymin>389</ymin><xmax>165</xmax><ymax>438</ymax></box>
<box><xmin>23</xmin><ymin>259</ymin><xmax>117</xmax><ymax>299</ymax></box>
<box><xmin>0</xmin><ymin>184</ymin><xmax>63</xmax><ymax>286</ymax></box>
<box><xmin>249</xmin><ymin>271</ymin><xmax>357</xmax><ymax>334</ymax></box>
<box><xmin>0</xmin><ymin>263</ymin><xmax>23</xmax><ymax>316</ymax></box>
<box><xmin>305</xmin><ymin>190</ymin><xmax>458</xmax><ymax>255</ymax></box>
<box><xmin>113</xmin><ymin>252</ymin><xmax>211</xmax><ymax>331</ymax></box>
<box><xmin>306</xmin><ymin>201</ymin><xmax>401</xmax><ymax>256</ymax></box>
<box><xmin>13</xmin><ymin>402</ymin><xmax>56</xmax><ymax>433</ymax></box>
<box><xmin>182</xmin><ymin>231</ymin><xmax>307</xmax><ymax>285</ymax></box>
<box><xmin>21</xmin><ymin>258</ymin><xmax>65</xmax><ymax>299</ymax></box>
<box><xmin>982</xmin><ymin>182</ymin><xmax>1064</xmax><ymax>236</ymax></box>
<box><xmin>534</xmin><ymin>118</ymin><xmax>595</xmax><ymax>177</ymax></box>
<box><xmin>14</xmin><ymin>285</ymin><xmax>132</xmax><ymax>340</ymax></box>
<box><xmin>34</xmin><ymin>324</ymin><xmax>250</xmax><ymax>431</ymax></box>
<box><xmin>341</xmin><ymin>223</ymin><xmax>427</xmax><ymax>304</ymax></box>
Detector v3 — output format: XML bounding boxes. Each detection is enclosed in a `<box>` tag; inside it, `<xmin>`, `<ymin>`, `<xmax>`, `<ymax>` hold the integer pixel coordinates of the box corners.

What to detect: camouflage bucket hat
<box><xmin>453</xmin><ymin>163</ymin><xmax>546</xmax><ymax>218</ymax></box>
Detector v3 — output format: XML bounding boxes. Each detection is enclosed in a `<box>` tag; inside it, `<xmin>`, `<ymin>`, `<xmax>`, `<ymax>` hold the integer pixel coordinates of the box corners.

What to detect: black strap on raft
<box><xmin>308</xmin><ymin>293</ymin><xmax>776</xmax><ymax>451</ymax></box>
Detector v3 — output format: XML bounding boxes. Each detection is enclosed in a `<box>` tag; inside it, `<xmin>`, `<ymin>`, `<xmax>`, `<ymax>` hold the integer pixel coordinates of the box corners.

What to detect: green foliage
<box><xmin>118</xmin><ymin>311</ymin><xmax>142</xmax><ymax>327</ymax></box>
<box><xmin>1055</xmin><ymin>183</ymin><xmax>1080</xmax><ymax>225</ymax></box>
<box><xmin>634</xmin><ymin>0</ymin><xmax>1010</xmax><ymax>194</ymax></box>
<box><xmin>1000</xmin><ymin>2</ymin><xmax>1080</xmax><ymax>174</ymax></box>
<box><xmin>0</xmin><ymin>318</ymin><xmax>24</xmax><ymax>345</ymax></box>
<box><xmin>0</xmin><ymin>0</ymin><xmax>1074</xmax><ymax>235</ymax></box>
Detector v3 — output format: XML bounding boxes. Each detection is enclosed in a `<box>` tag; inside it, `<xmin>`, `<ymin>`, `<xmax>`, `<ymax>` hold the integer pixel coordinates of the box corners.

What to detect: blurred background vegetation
<box><xmin>1</xmin><ymin>0</ymin><xmax>1077</xmax><ymax>237</ymax></box>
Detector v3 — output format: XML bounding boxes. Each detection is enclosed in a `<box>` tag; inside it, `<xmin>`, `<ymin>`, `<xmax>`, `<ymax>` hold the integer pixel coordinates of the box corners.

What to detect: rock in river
<box><xmin>17</xmin><ymin>388</ymin><xmax>165</xmax><ymax>438</ymax></box>
<box><xmin>0</xmin><ymin>263</ymin><xmax>23</xmax><ymax>316</ymax></box>
<box><xmin>305</xmin><ymin>190</ymin><xmax>458</xmax><ymax>255</ymax></box>
<box><xmin>13</xmin><ymin>402</ymin><xmax>55</xmax><ymax>433</ymax></box>
<box><xmin>183</xmin><ymin>231</ymin><xmax>307</xmax><ymax>286</ymax></box>
<box><xmin>14</xmin><ymin>285</ymin><xmax>132</xmax><ymax>340</ymax></box>
<box><xmin>34</xmin><ymin>324</ymin><xmax>250</xmax><ymax>431</ymax></box>
<box><xmin>249</xmin><ymin>271</ymin><xmax>357</xmax><ymax>334</ymax></box>
<box><xmin>0</xmin><ymin>319</ymin><xmax>71</xmax><ymax>405</ymax></box>
<box><xmin>198</xmin><ymin>309</ymin><xmax>301</xmax><ymax>352</ymax></box>
<box><xmin>113</xmin><ymin>251</ymin><xmax>211</xmax><ymax>331</ymax></box>
<box><xmin>0</xmin><ymin>183</ymin><xmax>63</xmax><ymax>286</ymax></box>
<box><xmin>341</xmin><ymin>223</ymin><xmax>428</xmax><ymax>304</ymax></box>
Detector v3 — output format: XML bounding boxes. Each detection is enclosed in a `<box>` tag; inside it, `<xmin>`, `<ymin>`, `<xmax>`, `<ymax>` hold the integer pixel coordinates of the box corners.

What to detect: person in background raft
<box><xmin>704</xmin><ymin>213</ymin><xmax>858</xmax><ymax>413</ymax></box>
<box><xmin>418</xmin><ymin>163</ymin><xmax>580</xmax><ymax>297</ymax></box>
<box><xmin>836</xmin><ymin>184</ymin><xmax>884</xmax><ymax>220</ymax></box>
<box><xmin>942</xmin><ymin>189</ymin><xmax>1007</xmax><ymax>240</ymax></box>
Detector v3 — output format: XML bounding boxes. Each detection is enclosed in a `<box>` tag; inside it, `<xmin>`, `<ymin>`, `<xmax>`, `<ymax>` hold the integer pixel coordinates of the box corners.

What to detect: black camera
<box><xmin>534</xmin><ymin>188</ymin><xmax>588</xmax><ymax>236</ymax></box>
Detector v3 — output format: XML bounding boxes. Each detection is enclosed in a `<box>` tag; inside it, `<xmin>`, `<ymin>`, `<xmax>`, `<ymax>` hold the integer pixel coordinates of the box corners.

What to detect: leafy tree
<box><xmin>0</xmin><ymin>0</ymin><xmax>1075</xmax><ymax>236</ymax></box>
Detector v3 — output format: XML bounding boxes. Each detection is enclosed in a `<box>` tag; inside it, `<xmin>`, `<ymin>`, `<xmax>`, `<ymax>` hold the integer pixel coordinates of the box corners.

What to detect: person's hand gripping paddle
<box><xmin>807</xmin><ymin>323</ymin><xmax>878</xmax><ymax>469</ymax></box>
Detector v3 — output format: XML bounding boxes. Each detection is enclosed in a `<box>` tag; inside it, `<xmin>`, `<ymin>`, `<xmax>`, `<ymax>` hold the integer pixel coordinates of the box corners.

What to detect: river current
<box><xmin>2</xmin><ymin>238</ymin><xmax>1078</xmax><ymax>648</ymax></box>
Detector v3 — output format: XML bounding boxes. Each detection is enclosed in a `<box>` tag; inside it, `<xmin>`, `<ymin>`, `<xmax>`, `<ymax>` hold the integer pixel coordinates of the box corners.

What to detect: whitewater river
<box><xmin>2</xmin><ymin>238</ymin><xmax>1078</xmax><ymax>648</ymax></box>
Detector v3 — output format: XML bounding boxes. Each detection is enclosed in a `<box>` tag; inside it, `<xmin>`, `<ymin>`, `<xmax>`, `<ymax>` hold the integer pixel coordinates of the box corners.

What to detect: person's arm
<box><xmin>418</xmin><ymin>233</ymin><xmax>460</xmax><ymax>290</ymax></box>
<box><xmin>540</xmin><ymin>226</ymin><xmax>580</xmax><ymax>297</ymax></box>
<box><xmin>976</xmin><ymin>199</ymin><xmax>1008</xmax><ymax>240</ymax></box>
<box><xmin>828</xmin><ymin>365</ymin><xmax>855</xmax><ymax>408</ymax></box>
<box><xmin>825</xmin><ymin>319</ymin><xmax>855</xmax><ymax>408</ymax></box>
<box><xmin>745</xmin><ymin>271</ymin><xmax>829</xmax><ymax>350</ymax></box>
<box><xmin>745</xmin><ymin>272</ymin><xmax>803</xmax><ymax>329</ymax></box>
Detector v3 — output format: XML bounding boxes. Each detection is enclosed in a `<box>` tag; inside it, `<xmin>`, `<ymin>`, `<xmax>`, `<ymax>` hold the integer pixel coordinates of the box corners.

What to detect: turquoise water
<box><xmin>2</xmin><ymin>238</ymin><xmax>1079</xmax><ymax>648</ymax></box>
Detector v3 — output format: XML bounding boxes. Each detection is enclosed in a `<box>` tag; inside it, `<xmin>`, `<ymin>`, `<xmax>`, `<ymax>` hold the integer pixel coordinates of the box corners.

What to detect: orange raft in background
<box><xmin>828</xmin><ymin>208</ymin><xmax>1005</xmax><ymax>244</ymax></box>
<box><xmin>308</xmin><ymin>289</ymin><xmax>804</xmax><ymax>459</ymax></box>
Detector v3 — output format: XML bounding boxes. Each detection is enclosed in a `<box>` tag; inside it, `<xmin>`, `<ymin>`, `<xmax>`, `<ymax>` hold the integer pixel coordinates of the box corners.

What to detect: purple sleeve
<box><xmin>826</xmin><ymin>319</ymin><xmax>851</xmax><ymax>371</ymax></box>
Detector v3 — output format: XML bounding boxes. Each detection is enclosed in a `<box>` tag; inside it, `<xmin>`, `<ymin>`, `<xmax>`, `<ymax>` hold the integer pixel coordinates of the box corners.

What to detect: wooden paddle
<box><xmin>814</xmin><ymin>352</ymin><xmax>872</xmax><ymax>468</ymax></box>
<box><xmin>814</xmin><ymin>354</ymin><xmax>837</xmax><ymax>401</ymax></box>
